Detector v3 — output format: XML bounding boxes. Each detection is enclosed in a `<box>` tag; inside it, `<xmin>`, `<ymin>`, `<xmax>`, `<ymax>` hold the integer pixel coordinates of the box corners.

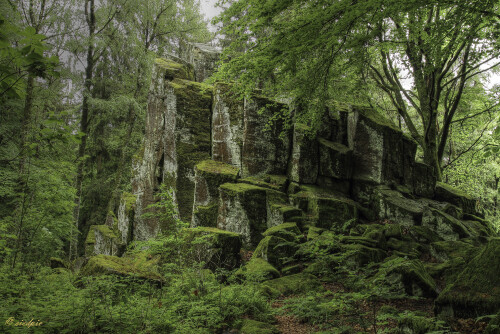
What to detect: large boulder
<box><xmin>348</xmin><ymin>106</ymin><xmax>416</xmax><ymax>186</ymax></box>
<box><xmin>116</xmin><ymin>192</ymin><xmax>136</xmax><ymax>244</ymax></box>
<box><xmin>372</xmin><ymin>187</ymin><xmax>425</xmax><ymax>227</ymax></box>
<box><xmin>132</xmin><ymin>61</ymin><xmax>212</xmax><ymax>240</ymax></box>
<box><xmin>79</xmin><ymin>253</ymin><xmax>163</xmax><ymax>283</ymax></box>
<box><xmin>184</xmin><ymin>227</ymin><xmax>242</xmax><ymax>271</ymax></box>
<box><xmin>435</xmin><ymin>238</ymin><xmax>500</xmax><ymax>318</ymax></box>
<box><xmin>318</xmin><ymin>138</ymin><xmax>353</xmax><ymax>180</ymax></box>
<box><xmin>217</xmin><ymin>183</ymin><xmax>268</xmax><ymax>247</ymax></box>
<box><xmin>192</xmin><ymin>160</ymin><xmax>239</xmax><ymax>227</ymax></box>
<box><xmin>434</xmin><ymin>182</ymin><xmax>478</xmax><ymax>216</ymax></box>
<box><xmin>85</xmin><ymin>225</ymin><xmax>123</xmax><ymax>257</ymax></box>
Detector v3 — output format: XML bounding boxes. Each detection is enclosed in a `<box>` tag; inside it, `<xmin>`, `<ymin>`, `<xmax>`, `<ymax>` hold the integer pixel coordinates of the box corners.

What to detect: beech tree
<box><xmin>214</xmin><ymin>0</ymin><xmax>500</xmax><ymax>179</ymax></box>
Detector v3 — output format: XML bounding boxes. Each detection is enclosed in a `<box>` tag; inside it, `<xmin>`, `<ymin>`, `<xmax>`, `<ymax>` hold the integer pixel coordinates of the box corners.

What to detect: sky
<box><xmin>199</xmin><ymin>0</ymin><xmax>222</xmax><ymax>29</ymax></box>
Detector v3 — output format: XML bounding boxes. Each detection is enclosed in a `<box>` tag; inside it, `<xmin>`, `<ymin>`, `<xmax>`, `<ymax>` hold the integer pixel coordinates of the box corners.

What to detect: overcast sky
<box><xmin>200</xmin><ymin>0</ymin><xmax>222</xmax><ymax>25</ymax></box>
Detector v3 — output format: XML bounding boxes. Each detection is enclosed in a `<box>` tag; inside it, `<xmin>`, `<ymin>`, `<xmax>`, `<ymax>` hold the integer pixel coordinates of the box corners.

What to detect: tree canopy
<box><xmin>214</xmin><ymin>0</ymin><xmax>500</xmax><ymax>179</ymax></box>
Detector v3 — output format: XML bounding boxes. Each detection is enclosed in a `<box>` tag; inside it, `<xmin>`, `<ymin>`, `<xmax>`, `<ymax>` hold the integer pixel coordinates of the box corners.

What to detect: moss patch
<box><xmin>236</xmin><ymin>258</ymin><xmax>280</xmax><ymax>282</ymax></box>
<box><xmin>261</xmin><ymin>273</ymin><xmax>324</xmax><ymax>297</ymax></box>
<box><xmin>435</xmin><ymin>238</ymin><xmax>500</xmax><ymax>317</ymax></box>
<box><xmin>240</xmin><ymin>319</ymin><xmax>278</xmax><ymax>334</ymax></box>
<box><xmin>155</xmin><ymin>58</ymin><xmax>194</xmax><ymax>81</ymax></box>
<box><xmin>79</xmin><ymin>254</ymin><xmax>163</xmax><ymax>282</ymax></box>
<box><xmin>262</xmin><ymin>222</ymin><xmax>302</xmax><ymax>242</ymax></box>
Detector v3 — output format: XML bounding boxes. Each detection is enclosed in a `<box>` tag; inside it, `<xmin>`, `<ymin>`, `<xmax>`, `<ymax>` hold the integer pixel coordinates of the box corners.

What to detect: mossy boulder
<box><xmin>262</xmin><ymin>222</ymin><xmax>302</xmax><ymax>242</ymax></box>
<box><xmin>318</xmin><ymin>138</ymin><xmax>353</xmax><ymax>180</ymax></box>
<box><xmin>252</xmin><ymin>235</ymin><xmax>296</xmax><ymax>269</ymax></box>
<box><xmin>235</xmin><ymin>258</ymin><xmax>280</xmax><ymax>282</ymax></box>
<box><xmin>79</xmin><ymin>254</ymin><xmax>163</xmax><ymax>283</ymax></box>
<box><xmin>240</xmin><ymin>319</ymin><xmax>278</xmax><ymax>334</ymax></box>
<box><xmin>341</xmin><ymin>243</ymin><xmax>387</xmax><ymax>268</ymax></box>
<box><xmin>266</xmin><ymin>204</ymin><xmax>303</xmax><ymax>228</ymax></box>
<box><xmin>192</xmin><ymin>160</ymin><xmax>239</xmax><ymax>227</ymax></box>
<box><xmin>430</xmin><ymin>240</ymin><xmax>477</xmax><ymax>263</ymax></box>
<box><xmin>373</xmin><ymin>187</ymin><xmax>424</xmax><ymax>227</ymax></box>
<box><xmin>307</xmin><ymin>226</ymin><xmax>325</xmax><ymax>240</ymax></box>
<box><xmin>185</xmin><ymin>227</ymin><xmax>242</xmax><ymax>270</ymax></box>
<box><xmin>485</xmin><ymin>311</ymin><xmax>500</xmax><ymax>334</ymax></box>
<box><xmin>374</xmin><ymin>256</ymin><xmax>437</xmax><ymax>298</ymax></box>
<box><xmin>50</xmin><ymin>257</ymin><xmax>67</xmax><ymax>269</ymax></box>
<box><xmin>85</xmin><ymin>225</ymin><xmax>123</xmax><ymax>257</ymax></box>
<box><xmin>117</xmin><ymin>192</ymin><xmax>136</xmax><ymax>244</ymax></box>
<box><xmin>422</xmin><ymin>208</ymin><xmax>470</xmax><ymax>241</ymax></box>
<box><xmin>261</xmin><ymin>273</ymin><xmax>324</xmax><ymax>297</ymax></box>
<box><xmin>217</xmin><ymin>183</ymin><xmax>268</xmax><ymax>247</ymax></box>
<box><xmin>435</xmin><ymin>238</ymin><xmax>500</xmax><ymax>318</ymax></box>
<box><xmin>291</xmin><ymin>185</ymin><xmax>358</xmax><ymax>230</ymax></box>
<box><xmin>288</xmin><ymin>123</ymin><xmax>319</xmax><ymax>184</ymax></box>
<box><xmin>154</xmin><ymin>58</ymin><xmax>195</xmax><ymax>81</ymax></box>
<box><xmin>348</xmin><ymin>106</ymin><xmax>416</xmax><ymax>186</ymax></box>
<box><xmin>434</xmin><ymin>181</ymin><xmax>478</xmax><ymax>216</ymax></box>
<box><xmin>397</xmin><ymin>314</ymin><xmax>445</xmax><ymax>334</ymax></box>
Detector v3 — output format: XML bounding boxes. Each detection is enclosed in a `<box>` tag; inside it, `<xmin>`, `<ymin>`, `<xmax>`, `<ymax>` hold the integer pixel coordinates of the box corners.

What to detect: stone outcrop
<box><xmin>82</xmin><ymin>46</ymin><xmax>498</xmax><ymax>325</ymax></box>
<box><xmin>179</xmin><ymin>42</ymin><xmax>220</xmax><ymax>82</ymax></box>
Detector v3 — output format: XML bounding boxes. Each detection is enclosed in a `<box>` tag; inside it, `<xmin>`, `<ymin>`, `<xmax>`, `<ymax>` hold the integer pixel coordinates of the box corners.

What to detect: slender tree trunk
<box><xmin>71</xmin><ymin>0</ymin><xmax>95</xmax><ymax>259</ymax></box>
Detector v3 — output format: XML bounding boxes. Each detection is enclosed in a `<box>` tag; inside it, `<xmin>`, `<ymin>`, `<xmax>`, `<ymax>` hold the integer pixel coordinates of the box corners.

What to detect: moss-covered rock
<box><xmin>341</xmin><ymin>243</ymin><xmax>387</xmax><ymax>268</ymax></box>
<box><xmin>318</xmin><ymin>138</ymin><xmax>353</xmax><ymax>180</ymax></box>
<box><xmin>485</xmin><ymin>311</ymin><xmax>500</xmax><ymax>334</ymax></box>
<box><xmin>435</xmin><ymin>238</ymin><xmax>500</xmax><ymax>318</ymax></box>
<box><xmin>217</xmin><ymin>183</ymin><xmax>268</xmax><ymax>247</ymax></box>
<box><xmin>154</xmin><ymin>58</ymin><xmax>195</xmax><ymax>81</ymax></box>
<box><xmin>252</xmin><ymin>235</ymin><xmax>296</xmax><ymax>269</ymax></box>
<box><xmin>262</xmin><ymin>222</ymin><xmax>302</xmax><ymax>242</ymax></box>
<box><xmin>240</xmin><ymin>319</ymin><xmax>278</xmax><ymax>334</ymax></box>
<box><xmin>241</xmin><ymin>95</ymin><xmax>290</xmax><ymax>177</ymax></box>
<box><xmin>288</xmin><ymin>123</ymin><xmax>318</xmax><ymax>184</ymax></box>
<box><xmin>291</xmin><ymin>185</ymin><xmax>358</xmax><ymax>230</ymax></box>
<box><xmin>266</xmin><ymin>205</ymin><xmax>303</xmax><ymax>230</ymax></box>
<box><xmin>430</xmin><ymin>240</ymin><xmax>477</xmax><ymax>263</ymax></box>
<box><xmin>79</xmin><ymin>254</ymin><xmax>163</xmax><ymax>283</ymax></box>
<box><xmin>192</xmin><ymin>160</ymin><xmax>239</xmax><ymax>227</ymax></box>
<box><xmin>117</xmin><ymin>192</ymin><xmax>135</xmax><ymax>244</ymax></box>
<box><xmin>373</xmin><ymin>187</ymin><xmax>424</xmax><ymax>227</ymax></box>
<box><xmin>348</xmin><ymin>106</ymin><xmax>416</xmax><ymax>186</ymax></box>
<box><xmin>374</xmin><ymin>256</ymin><xmax>437</xmax><ymax>298</ymax></box>
<box><xmin>50</xmin><ymin>257</ymin><xmax>67</xmax><ymax>269</ymax></box>
<box><xmin>239</xmin><ymin>174</ymin><xmax>289</xmax><ymax>193</ymax></box>
<box><xmin>235</xmin><ymin>258</ymin><xmax>280</xmax><ymax>282</ymax></box>
<box><xmin>422</xmin><ymin>208</ymin><xmax>470</xmax><ymax>241</ymax></box>
<box><xmin>397</xmin><ymin>314</ymin><xmax>445</xmax><ymax>334</ymax></box>
<box><xmin>212</xmin><ymin>83</ymin><xmax>244</xmax><ymax>166</ymax></box>
<box><xmin>434</xmin><ymin>181</ymin><xmax>478</xmax><ymax>216</ymax></box>
<box><xmin>307</xmin><ymin>226</ymin><xmax>325</xmax><ymax>240</ymax></box>
<box><xmin>185</xmin><ymin>227</ymin><xmax>242</xmax><ymax>270</ymax></box>
<box><xmin>85</xmin><ymin>225</ymin><xmax>123</xmax><ymax>257</ymax></box>
<box><xmin>261</xmin><ymin>273</ymin><xmax>324</xmax><ymax>297</ymax></box>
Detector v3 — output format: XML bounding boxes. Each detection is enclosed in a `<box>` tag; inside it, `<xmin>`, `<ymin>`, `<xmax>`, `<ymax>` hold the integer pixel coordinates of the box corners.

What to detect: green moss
<box><xmin>436</xmin><ymin>238</ymin><xmax>500</xmax><ymax>317</ymax></box>
<box><xmin>398</xmin><ymin>314</ymin><xmax>444</xmax><ymax>334</ymax></box>
<box><xmin>375</xmin><ymin>256</ymin><xmax>437</xmax><ymax>297</ymax></box>
<box><xmin>252</xmin><ymin>235</ymin><xmax>295</xmax><ymax>269</ymax></box>
<box><xmin>79</xmin><ymin>254</ymin><xmax>163</xmax><ymax>282</ymax></box>
<box><xmin>220</xmin><ymin>182</ymin><xmax>267</xmax><ymax>195</ymax></box>
<box><xmin>341</xmin><ymin>243</ymin><xmax>387</xmax><ymax>268</ymax></box>
<box><xmin>239</xmin><ymin>174</ymin><xmax>289</xmax><ymax>193</ymax></box>
<box><xmin>154</xmin><ymin>58</ymin><xmax>194</xmax><ymax>81</ymax></box>
<box><xmin>85</xmin><ymin>225</ymin><xmax>96</xmax><ymax>245</ymax></box>
<box><xmin>235</xmin><ymin>258</ymin><xmax>280</xmax><ymax>281</ymax></box>
<box><xmin>430</xmin><ymin>240</ymin><xmax>477</xmax><ymax>263</ymax></box>
<box><xmin>262</xmin><ymin>222</ymin><xmax>301</xmax><ymax>242</ymax></box>
<box><xmin>354</xmin><ymin>105</ymin><xmax>401</xmax><ymax>132</ymax></box>
<box><xmin>307</xmin><ymin>226</ymin><xmax>325</xmax><ymax>240</ymax></box>
<box><xmin>122</xmin><ymin>192</ymin><xmax>136</xmax><ymax>211</ymax></box>
<box><xmin>192</xmin><ymin>204</ymin><xmax>218</xmax><ymax>227</ymax></box>
<box><xmin>95</xmin><ymin>225</ymin><xmax>119</xmax><ymax>240</ymax></box>
<box><xmin>436</xmin><ymin>181</ymin><xmax>472</xmax><ymax>200</ymax></box>
<box><xmin>261</xmin><ymin>273</ymin><xmax>324</xmax><ymax>296</ymax></box>
<box><xmin>196</xmin><ymin>159</ymin><xmax>240</xmax><ymax>178</ymax></box>
<box><xmin>240</xmin><ymin>319</ymin><xmax>278</xmax><ymax>334</ymax></box>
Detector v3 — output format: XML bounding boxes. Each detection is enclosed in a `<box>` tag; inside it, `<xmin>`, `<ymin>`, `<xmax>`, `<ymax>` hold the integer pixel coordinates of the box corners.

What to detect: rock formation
<box><xmin>82</xmin><ymin>43</ymin><xmax>499</xmax><ymax>324</ymax></box>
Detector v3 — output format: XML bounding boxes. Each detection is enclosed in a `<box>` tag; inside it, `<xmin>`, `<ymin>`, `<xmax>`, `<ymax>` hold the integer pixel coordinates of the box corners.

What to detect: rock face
<box><xmin>81</xmin><ymin>44</ymin><xmax>499</xmax><ymax>331</ymax></box>
<box><xmin>131</xmin><ymin>59</ymin><xmax>211</xmax><ymax>240</ymax></box>
<box><xmin>179</xmin><ymin>42</ymin><xmax>220</xmax><ymax>82</ymax></box>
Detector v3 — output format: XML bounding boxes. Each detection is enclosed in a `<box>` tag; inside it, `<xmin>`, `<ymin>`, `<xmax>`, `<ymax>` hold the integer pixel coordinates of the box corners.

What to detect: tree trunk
<box><xmin>71</xmin><ymin>0</ymin><xmax>95</xmax><ymax>259</ymax></box>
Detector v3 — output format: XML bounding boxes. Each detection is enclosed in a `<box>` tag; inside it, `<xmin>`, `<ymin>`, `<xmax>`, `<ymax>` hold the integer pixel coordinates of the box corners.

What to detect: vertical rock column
<box><xmin>212</xmin><ymin>83</ymin><xmax>244</xmax><ymax>167</ymax></box>
<box><xmin>131</xmin><ymin>59</ymin><xmax>211</xmax><ymax>240</ymax></box>
<box><xmin>192</xmin><ymin>160</ymin><xmax>239</xmax><ymax>227</ymax></box>
<box><xmin>242</xmin><ymin>96</ymin><xmax>291</xmax><ymax>177</ymax></box>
